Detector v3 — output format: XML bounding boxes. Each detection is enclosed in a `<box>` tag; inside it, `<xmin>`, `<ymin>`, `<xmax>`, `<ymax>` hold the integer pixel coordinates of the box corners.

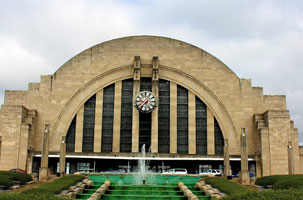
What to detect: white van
<box><xmin>200</xmin><ymin>169</ymin><xmax>223</xmax><ymax>176</ymax></box>
<box><xmin>163</xmin><ymin>168</ymin><xmax>188</xmax><ymax>174</ymax></box>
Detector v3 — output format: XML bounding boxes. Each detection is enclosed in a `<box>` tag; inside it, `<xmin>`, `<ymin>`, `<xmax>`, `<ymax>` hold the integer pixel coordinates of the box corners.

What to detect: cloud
<box><xmin>0</xmin><ymin>0</ymin><xmax>302</xmax><ymax>140</ymax></box>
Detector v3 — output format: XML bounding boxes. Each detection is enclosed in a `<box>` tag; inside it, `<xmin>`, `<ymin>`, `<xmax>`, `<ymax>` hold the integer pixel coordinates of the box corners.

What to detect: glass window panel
<box><xmin>120</xmin><ymin>79</ymin><xmax>133</xmax><ymax>152</ymax></box>
<box><xmin>196</xmin><ymin>96</ymin><xmax>207</xmax><ymax>155</ymax></box>
<box><xmin>82</xmin><ymin>94</ymin><xmax>96</xmax><ymax>152</ymax></box>
<box><xmin>158</xmin><ymin>79</ymin><xmax>170</xmax><ymax>153</ymax></box>
<box><xmin>101</xmin><ymin>84</ymin><xmax>115</xmax><ymax>152</ymax></box>
<box><xmin>214</xmin><ymin>117</ymin><xmax>224</xmax><ymax>155</ymax></box>
<box><xmin>66</xmin><ymin>115</ymin><xmax>77</xmax><ymax>152</ymax></box>
<box><xmin>177</xmin><ymin>85</ymin><xmax>188</xmax><ymax>154</ymax></box>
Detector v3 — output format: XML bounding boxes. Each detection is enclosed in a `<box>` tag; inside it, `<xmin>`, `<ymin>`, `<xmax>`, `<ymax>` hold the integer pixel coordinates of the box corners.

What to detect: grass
<box><xmin>0</xmin><ymin>175</ymin><xmax>84</xmax><ymax>200</ymax></box>
<box><xmin>22</xmin><ymin>175</ymin><xmax>84</xmax><ymax>195</ymax></box>
<box><xmin>255</xmin><ymin>174</ymin><xmax>303</xmax><ymax>187</ymax></box>
<box><xmin>204</xmin><ymin>177</ymin><xmax>248</xmax><ymax>196</ymax></box>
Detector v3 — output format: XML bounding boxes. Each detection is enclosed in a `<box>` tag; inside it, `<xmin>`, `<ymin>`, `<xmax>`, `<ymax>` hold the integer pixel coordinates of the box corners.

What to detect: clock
<box><xmin>135</xmin><ymin>91</ymin><xmax>157</xmax><ymax>113</ymax></box>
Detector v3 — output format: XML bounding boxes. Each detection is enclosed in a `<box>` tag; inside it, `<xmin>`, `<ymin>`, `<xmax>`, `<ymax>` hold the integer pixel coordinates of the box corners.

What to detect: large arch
<box><xmin>50</xmin><ymin>64</ymin><xmax>239</xmax><ymax>154</ymax></box>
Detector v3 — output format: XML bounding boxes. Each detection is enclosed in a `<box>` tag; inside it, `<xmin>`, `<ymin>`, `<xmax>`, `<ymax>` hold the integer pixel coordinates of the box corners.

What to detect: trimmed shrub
<box><xmin>23</xmin><ymin>175</ymin><xmax>84</xmax><ymax>195</ymax></box>
<box><xmin>204</xmin><ymin>177</ymin><xmax>248</xmax><ymax>196</ymax></box>
<box><xmin>0</xmin><ymin>176</ymin><xmax>14</xmax><ymax>189</ymax></box>
<box><xmin>273</xmin><ymin>178</ymin><xmax>303</xmax><ymax>190</ymax></box>
<box><xmin>255</xmin><ymin>174</ymin><xmax>303</xmax><ymax>187</ymax></box>
<box><xmin>224</xmin><ymin>189</ymin><xmax>303</xmax><ymax>200</ymax></box>
<box><xmin>0</xmin><ymin>171</ymin><xmax>32</xmax><ymax>189</ymax></box>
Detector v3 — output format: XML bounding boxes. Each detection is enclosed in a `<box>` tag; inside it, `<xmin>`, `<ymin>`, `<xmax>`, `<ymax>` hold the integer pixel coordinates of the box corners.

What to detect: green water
<box><xmin>76</xmin><ymin>174</ymin><xmax>210</xmax><ymax>200</ymax></box>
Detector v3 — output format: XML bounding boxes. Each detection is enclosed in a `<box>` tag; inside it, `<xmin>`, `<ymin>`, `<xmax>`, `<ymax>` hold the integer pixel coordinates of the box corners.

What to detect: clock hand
<box><xmin>138</xmin><ymin>98</ymin><xmax>148</xmax><ymax>109</ymax></box>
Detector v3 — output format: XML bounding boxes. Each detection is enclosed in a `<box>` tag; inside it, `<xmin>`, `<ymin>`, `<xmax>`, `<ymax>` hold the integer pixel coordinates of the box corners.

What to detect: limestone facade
<box><xmin>0</xmin><ymin>36</ymin><xmax>301</xmax><ymax>176</ymax></box>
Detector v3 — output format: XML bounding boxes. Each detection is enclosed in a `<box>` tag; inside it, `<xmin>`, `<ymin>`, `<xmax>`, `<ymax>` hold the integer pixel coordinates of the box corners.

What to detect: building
<box><xmin>0</xmin><ymin>36</ymin><xmax>302</xmax><ymax>177</ymax></box>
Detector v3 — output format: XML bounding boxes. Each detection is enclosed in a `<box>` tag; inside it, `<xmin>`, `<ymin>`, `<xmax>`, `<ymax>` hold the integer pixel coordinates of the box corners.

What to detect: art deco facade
<box><xmin>0</xmin><ymin>36</ymin><xmax>302</xmax><ymax>176</ymax></box>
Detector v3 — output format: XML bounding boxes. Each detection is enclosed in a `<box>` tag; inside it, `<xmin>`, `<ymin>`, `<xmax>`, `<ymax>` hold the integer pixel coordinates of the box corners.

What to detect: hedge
<box><xmin>273</xmin><ymin>178</ymin><xmax>303</xmax><ymax>190</ymax></box>
<box><xmin>255</xmin><ymin>174</ymin><xmax>303</xmax><ymax>187</ymax></box>
<box><xmin>204</xmin><ymin>177</ymin><xmax>248</xmax><ymax>196</ymax></box>
<box><xmin>0</xmin><ymin>171</ymin><xmax>32</xmax><ymax>189</ymax></box>
<box><xmin>0</xmin><ymin>192</ymin><xmax>68</xmax><ymax>200</ymax></box>
<box><xmin>224</xmin><ymin>189</ymin><xmax>303</xmax><ymax>200</ymax></box>
<box><xmin>23</xmin><ymin>175</ymin><xmax>84</xmax><ymax>195</ymax></box>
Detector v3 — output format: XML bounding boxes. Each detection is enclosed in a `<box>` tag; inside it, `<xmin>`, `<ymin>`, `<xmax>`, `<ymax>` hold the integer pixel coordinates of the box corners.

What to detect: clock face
<box><xmin>135</xmin><ymin>91</ymin><xmax>157</xmax><ymax>113</ymax></box>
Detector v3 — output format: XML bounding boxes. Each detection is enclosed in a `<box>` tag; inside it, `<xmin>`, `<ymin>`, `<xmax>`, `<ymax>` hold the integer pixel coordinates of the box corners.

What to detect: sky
<box><xmin>0</xmin><ymin>0</ymin><xmax>302</xmax><ymax>143</ymax></box>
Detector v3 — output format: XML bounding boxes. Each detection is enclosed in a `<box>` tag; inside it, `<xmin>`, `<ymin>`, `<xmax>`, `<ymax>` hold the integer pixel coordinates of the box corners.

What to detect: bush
<box><xmin>0</xmin><ymin>192</ymin><xmax>68</xmax><ymax>200</ymax></box>
<box><xmin>255</xmin><ymin>175</ymin><xmax>303</xmax><ymax>187</ymax></box>
<box><xmin>204</xmin><ymin>177</ymin><xmax>248</xmax><ymax>196</ymax></box>
<box><xmin>0</xmin><ymin>171</ymin><xmax>32</xmax><ymax>189</ymax></box>
<box><xmin>273</xmin><ymin>178</ymin><xmax>303</xmax><ymax>190</ymax></box>
<box><xmin>224</xmin><ymin>189</ymin><xmax>303</xmax><ymax>200</ymax></box>
<box><xmin>0</xmin><ymin>176</ymin><xmax>14</xmax><ymax>189</ymax></box>
<box><xmin>23</xmin><ymin>175</ymin><xmax>84</xmax><ymax>195</ymax></box>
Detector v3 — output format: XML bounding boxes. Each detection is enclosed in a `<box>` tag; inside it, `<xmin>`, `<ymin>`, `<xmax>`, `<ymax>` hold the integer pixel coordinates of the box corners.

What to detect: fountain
<box><xmin>135</xmin><ymin>144</ymin><xmax>151</xmax><ymax>185</ymax></box>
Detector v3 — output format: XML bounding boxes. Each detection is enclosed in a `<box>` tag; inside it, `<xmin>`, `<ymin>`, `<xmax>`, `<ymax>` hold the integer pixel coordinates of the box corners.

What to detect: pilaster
<box><xmin>240</xmin><ymin>127</ymin><xmax>249</xmax><ymax>185</ymax></box>
<box><xmin>132</xmin><ymin>56</ymin><xmax>141</xmax><ymax>153</ymax></box>
<box><xmin>75</xmin><ymin>105</ymin><xmax>84</xmax><ymax>152</ymax></box>
<box><xmin>60</xmin><ymin>136</ymin><xmax>66</xmax><ymax>176</ymax></box>
<box><xmin>112</xmin><ymin>81</ymin><xmax>122</xmax><ymax>152</ymax></box>
<box><xmin>188</xmin><ymin>92</ymin><xmax>196</xmax><ymax>154</ymax></box>
<box><xmin>207</xmin><ymin>107</ymin><xmax>215</xmax><ymax>155</ymax></box>
<box><xmin>151</xmin><ymin>57</ymin><xmax>159</xmax><ymax>153</ymax></box>
<box><xmin>170</xmin><ymin>82</ymin><xmax>177</xmax><ymax>154</ymax></box>
<box><xmin>94</xmin><ymin>90</ymin><xmax>103</xmax><ymax>152</ymax></box>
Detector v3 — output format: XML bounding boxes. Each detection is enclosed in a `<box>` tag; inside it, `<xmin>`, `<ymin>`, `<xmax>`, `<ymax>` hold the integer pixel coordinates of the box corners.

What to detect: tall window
<box><xmin>82</xmin><ymin>94</ymin><xmax>96</xmax><ymax>152</ymax></box>
<box><xmin>66</xmin><ymin>115</ymin><xmax>77</xmax><ymax>152</ymax></box>
<box><xmin>101</xmin><ymin>84</ymin><xmax>115</xmax><ymax>152</ymax></box>
<box><xmin>158</xmin><ymin>79</ymin><xmax>170</xmax><ymax>153</ymax></box>
<box><xmin>139</xmin><ymin>78</ymin><xmax>152</xmax><ymax>151</ymax></box>
<box><xmin>177</xmin><ymin>85</ymin><xmax>188</xmax><ymax>154</ymax></box>
<box><xmin>120</xmin><ymin>79</ymin><xmax>133</xmax><ymax>152</ymax></box>
<box><xmin>196</xmin><ymin>97</ymin><xmax>207</xmax><ymax>155</ymax></box>
<box><xmin>214</xmin><ymin>118</ymin><xmax>224</xmax><ymax>155</ymax></box>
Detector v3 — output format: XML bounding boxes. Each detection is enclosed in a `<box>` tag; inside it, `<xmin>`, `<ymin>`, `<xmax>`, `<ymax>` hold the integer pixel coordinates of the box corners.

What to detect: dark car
<box><xmin>232</xmin><ymin>172</ymin><xmax>254</xmax><ymax>178</ymax></box>
<box><xmin>9</xmin><ymin>168</ymin><xmax>27</xmax><ymax>174</ymax></box>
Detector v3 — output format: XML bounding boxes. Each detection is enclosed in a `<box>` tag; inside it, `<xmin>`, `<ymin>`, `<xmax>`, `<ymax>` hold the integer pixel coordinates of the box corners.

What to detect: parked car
<box><xmin>200</xmin><ymin>169</ymin><xmax>223</xmax><ymax>176</ymax></box>
<box><xmin>163</xmin><ymin>168</ymin><xmax>188</xmax><ymax>174</ymax></box>
<box><xmin>232</xmin><ymin>172</ymin><xmax>254</xmax><ymax>178</ymax></box>
<box><xmin>9</xmin><ymin>168</ymin><xmax>27</xmax><ymax>174</ymax></box>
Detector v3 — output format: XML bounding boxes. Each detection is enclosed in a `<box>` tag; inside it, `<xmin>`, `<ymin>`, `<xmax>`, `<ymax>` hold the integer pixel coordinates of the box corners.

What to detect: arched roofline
<box><xmin>53</xmin><ymin>35</ymin><xmax>239</xmax><ymax>80</ymax></box>
<box><xmin>50</xmin><ymin>64</ymin><xmax>240</xmax><ymax>154</ymax></box>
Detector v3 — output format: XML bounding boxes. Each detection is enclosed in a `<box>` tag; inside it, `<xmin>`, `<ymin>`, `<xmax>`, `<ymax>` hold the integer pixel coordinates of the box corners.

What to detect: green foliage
<box><xmin>224</xmin><ymin>189</ymin><xmax>303</xmax><ymax>200</ymax></box>
<box><xmin>255</xmin><ymin>174</ymin><xmax>303</xmax><ymax>187</ymax></box>
<box><xmin>204</xmin><ymin>177</ymin><xmax>248</xmax><ymax>196</ymax></box>
<box><xmin>0</xmin><ymin>192</ymin><xmax>68</xmax><ymax>200</ymax></box>
<box><xmin>23</xmin><ymin>175</ymin><xmax>84</xmax><ymax>195</ymax></box>
<box><xmin>273</xmin><ymin>178</ymin><xmax>303</xmax><ymax>190</ymax></box>
<box><xmin>0</xmin><ymin>176</ymin><xmax>13</xmax><ymax>189</ymax></box>
<box><xmin>0</xmin><ymin>171</ymin><xmax>32</xmax><ymax>189</ymax></box>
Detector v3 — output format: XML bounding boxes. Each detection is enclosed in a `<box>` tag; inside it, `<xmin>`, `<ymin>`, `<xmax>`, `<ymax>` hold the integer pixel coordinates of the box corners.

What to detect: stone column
<box><xmin>188</xmin><ymin>92</ymin><xmax>196</xmax><ymax>154</ymax></box>
<box><xmin>151</xmin><ymin>57</ymin><xmax>159</xmax><ymax>153</ymax></box>
<box><xmin>94</xmin><ymin>90</ymin><xmax>103</xmax><ymax>152</ymax></box>
<box><xmin>240</xmin><ymin>127</ymin><xmax>249</xmax><ymax>185</ymax></box>
<box><xmin>113</xmin><ymin>81</ymin><xmax>122</xmax><ymax>152</ymax></box>
<box><xmin>132</xmin><ymin>56</ymin><xmax>141</xmax><ymax>153</ymax></box>
<box><xmin>39</xmin><ymin>123</ymin><xmax>50</xmax><ymax>182</ymax></box>
<box><xmin>75</xmin><ymin>105</ymin><xmax>84</xmax><ymax>152</ymax></box>
<box><xmin>288</xmin><ymin>140</ymin><xmax>294</xmax><ymax>175</ymax></box>
<box><xmin>60</xmin><ymin>136</ymin><xmax>66</xmax><ymax>176</ymax></box>
<box><xmin>170</xmin><ymin>82</ymin><xmax>177</xmax><ymax>154</ymax></box>
<box><xmin>207</xmin><ymin>108</ymin><xmax>215</xmax><ymax>155</ymax></box>
<box><xmin>26</xmin><ymin>149</ymin><xmax>34</xmax><ymax>174</ymax></box>
<box><xmin>224</xmin><ymin>139</ymin><xmax>230</xmax><ymax>178</ymax></box>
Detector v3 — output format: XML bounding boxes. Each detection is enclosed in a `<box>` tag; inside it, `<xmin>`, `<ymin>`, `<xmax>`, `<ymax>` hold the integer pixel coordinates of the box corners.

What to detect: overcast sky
<box><xmin>0</xmin><ymin>0</ymin><xmax>302</xmax><ymax>143</ymax></box>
